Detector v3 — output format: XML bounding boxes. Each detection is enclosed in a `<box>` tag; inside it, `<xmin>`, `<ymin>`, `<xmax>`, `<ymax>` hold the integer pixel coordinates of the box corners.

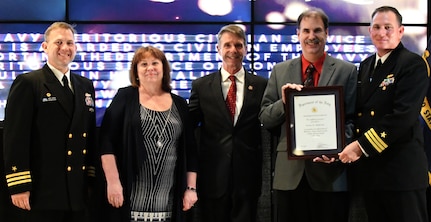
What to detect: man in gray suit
<box><xmin>259</xmin><ymin>8</ymin><xmax>357</xmax><ymax>222</ymax></box>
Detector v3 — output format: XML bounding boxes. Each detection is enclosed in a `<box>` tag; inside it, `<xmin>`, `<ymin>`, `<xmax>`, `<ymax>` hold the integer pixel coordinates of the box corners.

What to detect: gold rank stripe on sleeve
<box><xmin>421</xmin><ymin>97</ymin><xmax>431</xmax><ymax>130</ymax></box>
<box><xmin>5</xmin><ymin>171</ymin><xmax>32</xmax><ymax>187</ymax></box>
<box><xmin>364</xmin><ymin>128</ymin><xmax>388</xmax><ymax>153</ymax></box>
<box><xmin>87</xmin><ymin>166</ymin><xmax>96</xmax><ymax>177</ymax></box>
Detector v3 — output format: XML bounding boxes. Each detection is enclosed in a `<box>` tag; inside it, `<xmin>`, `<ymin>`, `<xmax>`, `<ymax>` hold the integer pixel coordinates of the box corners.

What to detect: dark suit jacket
<box><xmin>3</xmin><ymin>64</ymin><xmax>96</xmax><ymax>211</ymax></box>
<box><xmin>259</xmin><ymin>55</ymin><xmax>357</xmax><ymax>192</ymax></box>
<box><xmin>98</xmin><ymin>86</ymin><xmax>198</xmax><ymax>222</ymax></box>
<box><xmin>189</xmin><ymin>69</ymin><xmax>267</xmax><ymax>198</ymax></box>
<box><xmin>352</xmin><ymin>43</ymin><xmax>429</xmax><ymax>191</ymax></box>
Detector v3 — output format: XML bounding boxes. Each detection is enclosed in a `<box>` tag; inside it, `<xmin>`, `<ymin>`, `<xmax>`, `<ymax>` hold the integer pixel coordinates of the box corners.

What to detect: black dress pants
<box><xmin>274</xmin><ymin>175</ymin><xmax>349</xmax><ymax>222</ymax></box>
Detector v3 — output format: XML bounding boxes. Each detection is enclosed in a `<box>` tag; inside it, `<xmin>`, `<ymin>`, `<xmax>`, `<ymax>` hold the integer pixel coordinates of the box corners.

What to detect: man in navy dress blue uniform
<box><xmin>339</xmin><ymin>6</ymin><xmax>429</xmax><ymax>222</ymax></box>
<box><xmin>2</xmin><ymin>22</ymin><xmax>97</xmax><ymax>222</ymax></box>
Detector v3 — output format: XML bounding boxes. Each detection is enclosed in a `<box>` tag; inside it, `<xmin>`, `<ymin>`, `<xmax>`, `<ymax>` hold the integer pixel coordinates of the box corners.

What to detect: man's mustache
<box><xmin>305</xmin><ymin>39</ymin><xmax>321</xmax><ymax>44</ymax></box>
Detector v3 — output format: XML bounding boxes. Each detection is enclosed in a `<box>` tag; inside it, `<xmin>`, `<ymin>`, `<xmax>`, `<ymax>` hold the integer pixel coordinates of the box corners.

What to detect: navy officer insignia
<box><xmin>42</xmin><ymin>92</ymin><xmax>57</xmax><ymax>102</ymax></box>
<box><xmin>364</xmin><ymin>128</ymin><xmax>388</xmax><ymax>153</ymax></box>
<box><xmin>85</xmin><ymin>93</ymin><xmax>95</xmax><ymax>112</ymax></box>
<box><xmin>6</xmin><ymin>167</ymin><xmax>32</xmax><ymax>187</ymax></box>
<box><xmin>379</xmin><ymin>74</ymin><xmax>395</xmax><ymax>90</ymax></box>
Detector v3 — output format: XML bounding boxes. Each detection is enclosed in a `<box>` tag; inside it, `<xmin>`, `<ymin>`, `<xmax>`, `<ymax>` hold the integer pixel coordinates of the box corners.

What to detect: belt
<box><xmin>131</xmin><ymin>211</ymin><xmax>171</xmax><ymax>221</ymax></box>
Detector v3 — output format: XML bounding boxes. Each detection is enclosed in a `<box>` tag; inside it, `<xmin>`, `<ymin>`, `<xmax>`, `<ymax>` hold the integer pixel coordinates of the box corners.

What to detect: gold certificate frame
<box><xmin>284</xmin><ymin>86</ymin><xmax>345</xmax><ymax>159</ymax></box>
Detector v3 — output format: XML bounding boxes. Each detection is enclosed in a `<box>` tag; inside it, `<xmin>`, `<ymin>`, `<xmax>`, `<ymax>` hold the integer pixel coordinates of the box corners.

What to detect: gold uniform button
<box><xmin>68</xmin><ymin>133</ymin><xmax>73</xmax><ymax>139</ymax></box>
<box><xmin>356</xmin><ymin>128</ymin><xmax>360</xmax><ymax>133</ymax></box>
<box><xmin>357</xmin><ymin>112</ymin><xmax>362</xmax><ymax>117</ymax></box>
<box><xmin>82</xmin><ymin>149</ymin><xmax>87</xmax><ymax>155</ymax></box>
<box><xmin>82</xmin><ymin>133</ymin><xmax>87</xmax><ymax>138</ymax></box>
<box><xmin>67</xmin><ymin>166</ymin><xmax>72</xmax><ymax>171</ymax></box>
<box><xmin>82</xmin><ymin>166</ymin><xmax>86</xmax><ymax>171</ymax></box>
<box><xmin>371</xmin><ymin>111</ymin><xmax>375</xmax><ymax>116</ymax></box>
<box><xmin>67</xmin><ymin>150</ymin><xmax>72</xmax><ymax>156</ymax></box>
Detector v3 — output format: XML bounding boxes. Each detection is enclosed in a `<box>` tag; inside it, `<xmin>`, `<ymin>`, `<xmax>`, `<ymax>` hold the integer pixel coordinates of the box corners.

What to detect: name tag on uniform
<box><xmin>42</xmin><ymin>92</ymin><xmax>57</xmax><ymax>102</ymax></box>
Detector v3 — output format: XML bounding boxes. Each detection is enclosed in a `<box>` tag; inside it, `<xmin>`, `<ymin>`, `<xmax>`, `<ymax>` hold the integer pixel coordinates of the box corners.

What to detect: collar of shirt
<box><xmin>220</xmin><ymin>67</ymin><xmax>245</xmax><ymax>125</ymax></box>
<box><xmin>47</xmin><ymin>63</ymin><xmax>72</xmax><ymax>88</ymax></box>
<box><xmin>221</xmin><ymin>67</ymin><xmax>245</xmax><ymax>84</ymax></box>
<box><xmin>375</xmin><ymin>51</ymin><xmax>391</xmax><ymax>67</ymax></box>
<box><xmin>301</xmin><ymin>53</ymin><xmax>326</xmax><ymax>85</ymax></box>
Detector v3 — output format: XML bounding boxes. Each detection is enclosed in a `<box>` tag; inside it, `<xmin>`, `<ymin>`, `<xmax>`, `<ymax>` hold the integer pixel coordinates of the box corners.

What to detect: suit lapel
<box><xmin>318</xmin><ymin>56</ymin><xmax>336</xmax><ymax>86</ymax></box>
<box><xmin>369</xmin><ymin>57</ymin><xmax>394</xmax><ymax>88</ymax></box>
<box><xmin>360</xmin><ymin>44</ymin><xmax>404</xmax><ymax>103</ymax></box>
<box><xmin>210</xmin><ymin>70</ymin><xmax>233</xmax><ymax>123</ymax></box>
<box><xmin>290</xmin><ymin>59</ymin><xmax>303</xmax><ymax>84</ymax></box>
<box><xmin>238</xmin><ymin>70</ymin><xmax>258</xmax><ymax>123</ymax></box>
<box><xmin>42</xmin><ymin>65</ymin><xmax>74</xmax><ymax>117</ymax></box>
<box><xmin>361</xmin><ymin>55</ymin><xmax>394</xmax><ymax>102</ymax></box>
<box><xmin>70</xmin><ymin>74</ymin><xmax>85</xmax><ymax>121</ymax></box>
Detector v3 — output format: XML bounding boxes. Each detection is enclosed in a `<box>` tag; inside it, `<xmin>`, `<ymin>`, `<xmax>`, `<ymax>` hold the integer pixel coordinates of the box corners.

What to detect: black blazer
<box><xmin>189</xmin><ymin>69</ymin><xmax>267</xmax><ymax>198</ymax></box>
<box><xmin>3</xmin><ymin>64</ymin><xmax>96</xmax><ymax>211</ymax></box>
<box><xmin>98</xmin><ymin>86</ymin><xmax>197</xmax><ymax>222</ymax></box>
<box><xmin>352</xmin><ymin>43</ymin><xmax>429</xmax><ymax>191</ymax></box>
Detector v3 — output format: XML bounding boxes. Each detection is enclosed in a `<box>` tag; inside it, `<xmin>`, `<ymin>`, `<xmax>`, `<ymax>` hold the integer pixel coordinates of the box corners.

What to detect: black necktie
<box><xmin>304</xmin><ymin>64</ymin><xmax>315</xmax><ymax>87</ymax></box>
<box><xmin>62</xmin><ymin>75</ymin><xmax>74</xmax><ymax>107</ymax></box>
<box><xmin>370</xmin><ymin>59</ymin><xmax>382</xmax><ymax>82</ymax></box>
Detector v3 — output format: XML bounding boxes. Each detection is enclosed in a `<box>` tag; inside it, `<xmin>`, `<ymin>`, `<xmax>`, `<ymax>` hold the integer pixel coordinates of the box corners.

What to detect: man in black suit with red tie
<box><xmin>189</xmin><ymin>24</ymin><xmax>267</xmax><ymax>222</ymax></box>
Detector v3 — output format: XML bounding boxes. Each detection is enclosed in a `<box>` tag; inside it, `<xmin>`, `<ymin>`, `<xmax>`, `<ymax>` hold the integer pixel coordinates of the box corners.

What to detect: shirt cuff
<box><xmin>357</xmin><ymin>141</ymin><xmax>369</xmax><ymax>157</ymax></box>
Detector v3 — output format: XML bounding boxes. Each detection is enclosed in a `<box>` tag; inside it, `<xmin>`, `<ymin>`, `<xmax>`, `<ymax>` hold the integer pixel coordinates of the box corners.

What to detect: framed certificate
<box><xmin>284</xmin><ymin>86</ymin><xmax>345</xmax><ymax>159</ymax></box>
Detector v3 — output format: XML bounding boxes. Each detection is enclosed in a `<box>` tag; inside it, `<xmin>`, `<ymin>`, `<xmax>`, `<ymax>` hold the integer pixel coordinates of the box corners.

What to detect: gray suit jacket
<box><xmin>259</xmin><ymin>55</ymin><xmax>357</xmax><ymax>192</ymax></box>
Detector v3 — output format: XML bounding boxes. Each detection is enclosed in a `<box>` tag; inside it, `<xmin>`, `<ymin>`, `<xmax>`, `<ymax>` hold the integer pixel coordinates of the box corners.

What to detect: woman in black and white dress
<box><xmin>99</xmin><ymin>46</ymin><xmax>198</xmax><ymax>222</ymax></box>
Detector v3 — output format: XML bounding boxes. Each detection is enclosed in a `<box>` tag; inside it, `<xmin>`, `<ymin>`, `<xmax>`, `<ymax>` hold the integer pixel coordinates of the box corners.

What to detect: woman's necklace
<box><xmin>143</xmin><ymin>105</ymin><xmax>172</xmax><ymax>148</ymax></box>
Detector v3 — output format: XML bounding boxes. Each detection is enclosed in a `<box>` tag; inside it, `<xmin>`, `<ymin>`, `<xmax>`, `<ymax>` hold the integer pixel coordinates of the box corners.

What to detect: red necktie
<box><xmin>226</xmin><ymin>75</ymin><xmax>236</xmax><ymax>121</ymax></box>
